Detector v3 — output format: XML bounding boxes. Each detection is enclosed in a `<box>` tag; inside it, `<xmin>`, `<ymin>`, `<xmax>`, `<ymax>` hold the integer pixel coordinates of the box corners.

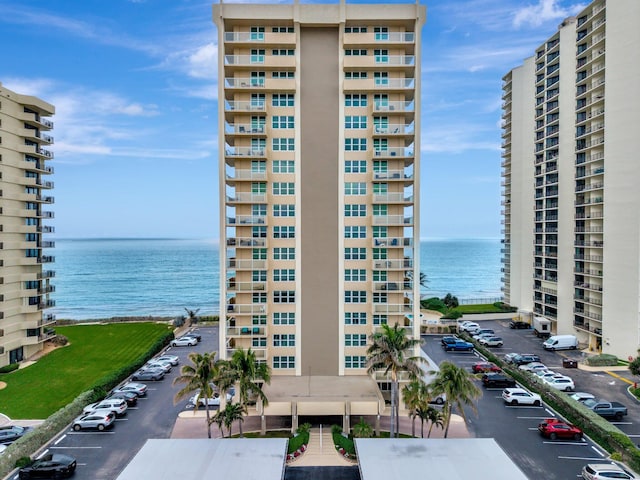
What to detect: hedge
<box><xmin>332</xmin><ymin>430</ymin><xmax>356</xmax><ymax>456</ymax></box>
<box><xmin>288</xmin><ymin>431</ymin><xmax>310</xmax><ymax>454</ymax></box>
<box><xmin>0</xmin><ymin>363</ymin><xmax>20</xmax><ymax>374</ymax></box>
<box><xmin>585</xmin><ymin>354</ymin><xmax>619</xmax><ymax>367</ymax></box>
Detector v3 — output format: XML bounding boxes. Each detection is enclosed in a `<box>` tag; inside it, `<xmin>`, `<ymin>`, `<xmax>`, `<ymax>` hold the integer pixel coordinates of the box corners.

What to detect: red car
<box><xmin>537</xmin><ymin>419</ymin><xmax>583</xmax><ymax>440</ymax></box>
<box><xmin>471</xmin><ymin>362</ymin><xmax>501</xmax><ymax>373</ymax></box>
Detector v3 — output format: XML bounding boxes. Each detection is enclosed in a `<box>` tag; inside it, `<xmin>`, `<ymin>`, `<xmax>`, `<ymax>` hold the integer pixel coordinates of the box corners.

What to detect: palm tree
<box><xmin>222</xmin><ymin>348</ymin><xmax>272</xmax><ymax>436</ymax></box>
<box><xmin>212</xmin><ymin>408</ymin><xmax>226</xmax><ymax>437</ymax></box>
<box><xmin>366</xmin><ymin>323</ymin><xmax>426</xmax><ymax>438</ymax></box>
<box><xmin>173</xmin><ymin>351</ymin><xmax>218</xmax><ymax>438</ymax></box>
<box><xmin>429</xmin><ymin>361</ymin><xmax>481</xmax><ymax>437</ymax></box>
<box><xmin>184</xmin><ymin>308</ymin><xmax>201</xmax><ymax>326</ymax></box>
<box><xmin>402</xmin><ymin>380</ymin><xmax>430</xmax><ymax>437</ymax></box>
<box><xmin>352</xmin><ymin>417</ymin><xmax>374</xmax><ymax>438</ymax></box>
<box><xmin>220</xmin><ymin>402</ymin><xmax>245</xmax><ymax>438</ymax></box>
<box><xmin>425</xmin><ymin>406</ymin><xmax>444</xmax><ymax>438</ymax></box>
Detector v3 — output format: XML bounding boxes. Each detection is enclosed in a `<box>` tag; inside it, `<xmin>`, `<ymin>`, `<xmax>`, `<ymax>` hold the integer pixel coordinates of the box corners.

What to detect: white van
<box><xmin>543</xmin><ymin>335</ymin><xmax>578</xmax><ymax>351</ymax></box>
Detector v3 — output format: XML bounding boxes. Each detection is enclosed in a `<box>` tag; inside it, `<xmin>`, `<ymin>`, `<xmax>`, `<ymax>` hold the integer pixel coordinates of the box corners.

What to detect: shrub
<box><xmin>332</xmin><ymin>430</ymin><xmax>356</xmax><ymax>456</ymax></box>
<box><xmin>296</xmin><ymin>422</ymin><xmax>311</xmax><ymax>434</ymax></box>
<box><xmin>0</xmin><ymin>363</ymin><xmax>19</xmax><ymax>374</ymax></box>
<box><xmin>586</xmin><ymin>354</ymin><xmax>618</xmax><ymax>367</ymax></box>
<box><xmin>442</xmin><ymin>310</ymin><xmax>462</xmax><ymax>320</ymax></box>
<box><xmin>287</xmin><ymin>430</ymin><xmax>309</xmax><ymax>454</ymax></box>
<box><xmin>421</xmin><ymin>297</ymin><xmax>447</xmax><ymax>313</ymax></box>
<box><xmin>331</xmin><ymin>424</ymin><xmax>343</xmax><ymax>435</ymax></box>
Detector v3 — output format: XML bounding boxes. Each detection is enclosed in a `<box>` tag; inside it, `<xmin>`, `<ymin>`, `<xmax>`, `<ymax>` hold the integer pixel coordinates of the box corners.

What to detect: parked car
<box><xmin>582</xmin><ymin>399</ymin><xmax>628</xmax><ymax>420</ymax></box>
<box><xmin>479</xmin><ymin>336</ymin><xmax>504</xmax><ymax>347</ymax></box>
<box><xmin>112</xmin><ymin>382</ymin><xmax>148</xmax><ymax>397</ymax></box>
<box><xmin>441</xmin><ymin>336</ymin><xmax>459</xmax><ymax>347</ymax></box>
<box><xmin>509</xmin><ymin>320</ymin><xmax>531</xmax><ymax>329</ymax></box>
<box><xmin>582</xmin><ymin>463</ymin><xmax>637</xmax><ymax>480</ymax></box>
<box><xmin>472</xmin><ymin>329</ymin><xmax>495</xmax><ymax>339</ymax></box>
<box><xmin>171</xmin><ymin>336</ymin><xmax>197</xmax><ymax>347</ymax></box>
<box><xmin>538</xmin><ymin>418</ymin><xmax>583</xmax><ymax>440</ymax></box>
<box><xmin>544</xmin><ymin>376</ymin><xmax>575</xmax><ymax>391</ymax></box>
<box><xmin>471</xmin><ymin>362</ymin><xmax>501</xmax><ymax>374</ymax></box>
<box><xmin>482</xmin><ymin>373</ymin><xmax>517</xmax><ymax>388</ymax></box>
<box><xmin>459</xmin><ymin>322</ymin><xmax>479</xmax><ymax>333</ymax></box>
<box><xmin>145</xmin><ymin>359</ymin><xmax>172</xmax><ymax>372</ymax></box>
<box><xmin>189</xmin><ymin>391</ymin><xmax>233</xmax><ymax>407</ymax></box>
<box><xmin>72</xmin><ymin>411</ymin><xmax>116</xmax><ymax>431</ymax></box>
<box><xmin>519</xmin><ymin>362</ymin><xmax>548</xmax><ymax>373</ymax></box>
<box><xmin>106</xmin><ymin>391</ymin><xmax>138</xmax><ymax>407</ymax></box>
<box><xmin>502</xmin><ymin>388</ymin><xmax>542</xmax><ymax>406</ymax></box>
<box><xmin>512</xmin><ymin>354</ymin><xmax>541</xmax><ymax>366</ymax></box>
<box><xmin>504</xmin><ymin>352</ymin><xmax>521</xmax><ymax>364</ymax></box>
<box><xmin>83</xmin><ymin>398</ymin><xmax>128</xmax><ymax>416</ymax></box>
<box><xmin>155</xmin><ymin>354</ymin><xmax>179</xmax><ymax>366</ymax></box>
<box><xmin>535</xmin><ymin>370</ymin><xmax>562</xmax><ymax>381</ymax></box>
<box><xmin>18</xmin><ymin>453</ymin><xmax>77</xmax><ymax>479</ymax></box>
<box><xmin>0</xmin><ymin>425</ymin><xmax>31</xmax><ymax>445</ymax></box>
<box><xmin>570</xmin><ymin>392</ymin><xmax>595</xmax><ymax>403</ymax></box>
<box><xmin>444</xmin><ymin>340</ymin><xmax>474</xmax><ymax>352</ymax></box>
<box><xmin>184</xmin><ymin>332</ymin><xmax>202</xmax><ymax>342</ymax></box>
<box><xmin>131</xmin><ymin>369</ymin><xmax>165</xmax><ymax>381</ymax></box>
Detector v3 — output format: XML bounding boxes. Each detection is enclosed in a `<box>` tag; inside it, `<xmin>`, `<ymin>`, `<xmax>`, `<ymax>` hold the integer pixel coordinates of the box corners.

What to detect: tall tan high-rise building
<box><xmin>502</xmin><ymin>0</ymin><xmax>640</xmax><ymax>358</ymax></box>
<box><xmin>0</xmin><ymin>82</ymin><xmax>56</xmax><ymax>367</ymax></box>
<box><xmin>213</xmin><ymin>2</ymin><xmax>425</xmax><ymax>424</ymax></box>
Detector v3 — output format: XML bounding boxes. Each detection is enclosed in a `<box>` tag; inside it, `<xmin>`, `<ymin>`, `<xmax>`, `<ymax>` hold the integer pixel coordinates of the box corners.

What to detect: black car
<box><xmin>184</xmin><ymin>332</ymin><xmax>202</xmax><ymax>342</ymax></box>
<box><xmin>18</xmin><ymin>453</ymin><xmax>76</xmax><ymax>479</ymax></box>
<box><xmin>482</xmin><ymin>373</ymin><xmax>517</xmax><ymax>388</ymax></box>
<box><xmin>0</xmin><ymin>425</ymin><xmax>31</xmax><ymax>445</ymax></box>
<box><xmin>509</xmin><ymin>320</ymin><xmax>531</xmax><ymax>329</ymax></box>
<box><xmin>106</xmin><ymin>391</ymin><xmax>138</xmax><ymax>407</ymax></box>
<box><xmin>441</xmin><ymin>336</ymin><xmax>458</xmax><ymax>347</ymax></box>
<box><xmin>512</xmin><ymin>354</ymin><xmax>541</xmax><ymax>366</ymax></box>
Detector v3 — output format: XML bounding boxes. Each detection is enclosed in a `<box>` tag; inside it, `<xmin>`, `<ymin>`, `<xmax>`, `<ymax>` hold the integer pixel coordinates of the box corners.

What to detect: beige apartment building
<box><xmin>214</xmin><ymin>1</ymin><xmax>425</xmax><ymax>425</ymax></box>
<box><xmin>502</xmin><ymin>0</ymin><xmax>640</xmax><ymax>358</ymax></box>
<box><xmin>0</xmin><ymin>82</ymin><xmax>56</xmax><ymax>367</ymax></box>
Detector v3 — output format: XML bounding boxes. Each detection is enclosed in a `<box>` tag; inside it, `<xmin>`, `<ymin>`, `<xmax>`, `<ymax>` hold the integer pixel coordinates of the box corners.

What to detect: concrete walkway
<box><xmin>289</xmin><ymin>427</ymin><xmax>354</xmax><ymax>467</ymax></box>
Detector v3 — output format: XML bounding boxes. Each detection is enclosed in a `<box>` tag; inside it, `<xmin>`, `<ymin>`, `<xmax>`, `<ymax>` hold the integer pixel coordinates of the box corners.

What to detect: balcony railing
<box><xmin>226</xmin><ymin>304</ymin><xmax>267</xmax><ymax>314</ymax></box>
<box><xmin>226</xmin><ymin>193</ymin><xmax>267</xmax><ymax>203</ymax></box>
<box><xmin>227</xmin><ymin>347</ymin><xmax>267</xmax><ymax>359</ymax></box>
<box><xmin>225</xmin><ymin>170</ymin><xmax>267</xmax><ymax>181</ymax></box>
<box><xmin>372</xmin><ymin>259</ymin><xmax>413</xmax><ymax>269</ymax></box>
<box><xmin>372</xmin><ymin>237</ymin><xmax>413</xmax><ymax>247</ymax></box>
<box><xmin>373</xmin><ymin>303</ymin><xmax>412</xmax><ymax>314</ymax></box>
<box><xmin>373</xmin><ymin>101</ymin><xmax>414</xmax><ymax>113</ymax></box>
<box><xmin>226</xmin><ymin>281</ymin><xmax>266</xmax><ymax>292</ymax></box>
<box><xmin>226</xmin><ymin>326</ymin><xmax>266</xmax><ymax>336</ymax></box>
<box><xmin>225</xmin><ymin>147</ymin><xmax>266</xmax><ymax>158</ymax></box>
<box><xmin>224</xmin><ymin>31</ymin><xmax>295</xmax><ymax>43</ymax></box>
<box><xmin>226</xmin><ymin>258</ymin><xmax>267</xmax><ymax>270</ymax></box>
<box><xmin>225</xmin><ymin>123</ymin><xmax>266</xmax><ymax>135</ymax></box>
<box><xmin>372</xmin><ymin>215</ymin><xmax>413</xmax><ymax>226</ymax></box>
<box><xmin>372</xmin><ymin>193</ymin><xmax>413</xmax><ymax>203</ymax></box>
<box><xmin>225</xmin><ymin>101</ymin><xmax>266</xmax><ymax>112</ymax></box>
<box><xmin>372</xmin><ymin>170</ymin><xmax>413</xmax><ymax>181</ymax></box>
<box><xmin>226</xmin><ymin>215</ymin><xmax>267</xmax><ymax>225</ymax></box>
<box><xmin>373</xmin><ymin>281</ymin><xmax>412</xmax><ymax>292</ymax></box>
<box><xmin>373</xmin><ymin>148</ymin><xmax>413</xmax><ymax>158</ymax></box>
<box><xmin>226</xmin><ymin>237</ymin><xmax>267</xmax><ymax>248</ymax></box>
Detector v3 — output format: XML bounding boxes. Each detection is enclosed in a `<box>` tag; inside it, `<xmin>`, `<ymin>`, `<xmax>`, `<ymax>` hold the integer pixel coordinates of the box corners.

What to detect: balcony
<box><xmin>227</xmin><ymin>347</ymin><xmax>267</xmax><ymax>359</ymax></box>
<box><xmin>38</xmin><ymin>299</ymin><xmax>56</xmax><ymax>309</ymax></box>
<box><xmin>226</xmin><ymin>215</ymin><xmax>267</xmax><ymax>226</ymax></box>
<box><xmin>225</xmin><ymin>147</ymin><xmax>266</xmax><ymax>158</ymax></box>
<box><xmin>344</xmin><ymin>78</ymin><xmax>415</xmax><ymax>92</ymax></box>
<box><xmin>373</xmin><ymin>281</ymin><xmax>413</xmax><ymax>292</ymax></box>
<box><xmin>574</xmin><ymin>281</ymin><xmax>603</xmax><ymax>292</ymax></box>
<box><xmin>372</xmin><ymin>101</ymin><xmax>414</xmax><ymax>113</ymax></box>
<box><xmin>225</xmin><ymin>170</ymin><xmax>267</xmax><ymax>182</ymax></box>
<box><xmin>226</xmin><ymin>326</ymin><xmax>267</xmax><ymax>336</ymax></box>
<box><xmin>226</xmin><ymin>237</ymin><xmax>267</xmax><ymax>248</ymax></box>
<box><xmin>39</xmin><ymin>255</ymin><xmax>55</xmax><ymax>264</ymax></box>
<box><xmin>373</xmin><ymin>237</ymin><xmax>413</xmax><ymax>247</ymax></box>
<box><xmin>38</xmin><ymin>284</ymin><xmax>56</xmax><ymax>295</ymax></box>
<box><xmin>343</xmin><ymin>32</ymin><xmax>415</xmax><ymax>45</ymax></box>
<box><xmin>225</xmin><ymin>123</ymin><xmax>266</xmax><ymax>136</ymax></box>
<box><xmin>225</xmin><ymin>101</ymin><xmax>266</xmax><ymax>113</ymax></box>
<box><xmin>226</xmin><ymin>281</ymin><xmax>266</xmax><ymax>292</ymax></box>
<box><xmin>373</xmin><ymin>124</ymin><xmax>414</xmax><ymax>136</ymax></box>
<box><xmin>373</xmin><ymin>148</ymin><xmax>413</xmax><ymax>159</ymax></box>
<box><xmin>226</xmin><ymin>193</ymin><xmax>267</xmax><ymax>204</ymax></box>
<box><xmin>224</xmin><ymin>55</ymin><xmax>296</xmax><ymax>68</ymax></box>
<box><xmin>372</xmin><ymin>215</ymin><xmax>413</xmax><ymax>226</ymax></box>
<box><xmin>38</xmin><ymin>270</ymin><xmax>55</xmax><ymax>279</ymax></box>
<box><xmin>226</xmin><ymin>304</ymin><xmax>267</xmax><ymax>315</ymax></box>
<box><xmin>372</xmin><ymin>170</ymin><xmax>413</xmax><ymax>181</ymax></box>
<box><xmin>224</xmin><ymin>31</ymin><xmax>295</xmax><ymax>45</ymax></box>
<box><xmin>574</xmin><ymin>253</ymin><xmax>603</xmax><ymax>263</ymax></box>
<box><xmin>344</xmin><ymin>55</ymin><xmax>415</xmax><ymax>69</ymax></box>
<box><xmin>226</xmin><ymin>258</ymin><xmax>266</xmax><ymax>270</ymax></box>
<box><xmin>372</xmin><ymin>259</ymin><xmax>413</xmax><ymax>270</ymax></box>
<box><xmin>372</xmin><ymin>193</ymin><xmax>413</xmax><ymax>204</ymax></box>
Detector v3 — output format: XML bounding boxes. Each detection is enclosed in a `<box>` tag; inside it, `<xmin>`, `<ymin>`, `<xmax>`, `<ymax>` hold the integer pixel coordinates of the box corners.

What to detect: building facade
<box><xmin>214</xmin><ymin>2</ymin><xmax>425</xmax><ymax>383</ymax></box>
<box><xmin>0</xmin><ymin>82</ymin><xmax>56</xmax><ymax>367</ymax></box>
<box><xmin>502</xmin><ymin>0</ymin><xmax>640</xmax><ymax>358</ymax></box>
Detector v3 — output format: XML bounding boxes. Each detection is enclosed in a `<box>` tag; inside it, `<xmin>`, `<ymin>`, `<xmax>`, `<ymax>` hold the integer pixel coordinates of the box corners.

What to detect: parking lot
<box><xmin>423</xmin><ymin>318</ymin><xmax>640</xmax><ymax>479</ymax></box>
<box><xmin>9</xmin><ymin>326</ymin><xmax>219</xmax><ymax>480</ymax></box>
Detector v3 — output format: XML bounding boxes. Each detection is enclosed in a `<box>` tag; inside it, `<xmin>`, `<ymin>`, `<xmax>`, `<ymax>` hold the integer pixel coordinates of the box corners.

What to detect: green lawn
<box><xmin>0</xmin><ymin>323</ymin><xmax>172</xmax><ymax>419</ymax></box>
<box><xmin>453</xmin><ymin>304</ymin><xmax>512</xmax><ymax>314</ymax></box>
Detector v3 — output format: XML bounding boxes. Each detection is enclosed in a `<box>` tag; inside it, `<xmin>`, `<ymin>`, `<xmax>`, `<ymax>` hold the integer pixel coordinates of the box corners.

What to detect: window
<box><xmin>273</xmin><ymin>356</ymin><xmax>295</xmax><ymax>368</ymax></box>
<box><xmin>374</xmin><ymin>72</ymin><xmax>389</xmax><ymax>86</ymax></box>
<box><xmin>345</xmin><ymin>160</ymin><xmax>366</xmax><ymax>173</ymax></box>
<box><xmin>252</xmin><ymin>204</ymin><xmax>267</xmax><ymax>216</ymax></box>
<box><xmin>345</xmin><ymin>334</ymin><xmax>367</xmax><ymax>347</ymax></box>
<box><xmin>273</xmin><ymin>226</ymin><xmax>295</xmax><ymax>238</ymax></box>
<box><xmin>273</xmin><ymin>312</ymin><xmax>295</xmax><ymax>325</ymax></box>
<box><xmin>374</xmin><ymin>26</ymin><xmax>388</xmax><ymax>40</ymax></box>
<box><xmin>251</xmin><ymin>138</ymin><xmax>266</xmax><ymax>153</ymax></box>
<box><xmin>253</xmin><ymin>292</ymin><xmax>267</xmax><ymax>303</ymax></box>
<box><xmin>273</xmin><ymin>138</ymin><xmax>295</xmax><ymax>151</ymax></box>
<box><xmin>273</xmin><ymin>94</ymin><xmax>295</xmax><ymax>107</ymax></box>
<box><xmin>345</xmin><ymin>71</ymin><xmax>367</xmax><ymax>79</ymax></box>
<box><xmin>251</xmin><ymin>116</ymin><xmax>266</xmax><ymax>131</ymax></box>
<box><xmin>373</xmin><ymin>138</ymin><xmax>388</xmax><ymax>152</ymax></box>
<box><xmin>373</xmin><ymin>314</ymin><xmax>388</xmax><ymax>325</ymax></box>
<box><xmin>373</xmin><ymin>226</ymin><xmax>387</xmax><ymax>238</ymax></box>
<box><xmin>272</xmin><ymin>26</ymin><xmax>294</xmax><ymax>33</ymax></box>
<box><xmin>252</xmin><ymin>248</ymin><xmax>267</xmax><ymax>260</ymax></box>
<box><xmin>345</xmin><ymin>269</ymin><xmax>366</xmax><ymax>281</ymax></box>
<box><xmin>373</xmin><ymin>292</ymin><xmax>387</xmax><ymax>303</ymax></box>
<box><xmin>374</xmin><ymin>117</ymin><xmax>389</xmax><ymax>132</ymax></box>
<box><xmin>345</xmin><ymin>226</ymin><xmax>366</xmax><ymax>238</ymax></box>
<box><xmin>373</xmin><ymin>183</ymin><xmax>388</xmax><ymax>194</ymax></box>
<box><xmin>272</xmin><ymin>49</ymin><xmax>295</xmax><ymax>56</ymax></box>
<box><xmin>273</xmin><ymin>269</ymin><xmax>295</xmax><ymax>281</ymax></box>
<box><xmin>373</xmin><ymin>270</ymin><xmax>387</xmax><ymax>281</ymax></box>
<box><xmin>25</xmin><ymin>249</ymin><xmax>38</xmax><ymax>258</ymax></box>
<box><xmin>274</xmin><ymin>247</ymin><xmax>295</xmax><ymax>260</ymax></box>
<box><xmin>272</xmin><ymin>116</ymin><xmax>295</xmax><ymax>128</ymax></box>
<box><xmin>345</xmin><ymin>116</ymin><xmax>367</xmax><ymax>129</ymax></box>
<box><xmin>250</xmin><ymin>26</ymin><xmax>265</xmax><ymax>40</ymax></box>
<box><xmin>25</xmin><ymin>233</ymin><xmax>37</xmax><ymax>242</ymax></box>
<box><xmin>250</xmin><ymin>49</ymin><xmax>265</xmax><ymax>63</ymax></box>
<box><xmin>24</xmin><ymin>280</ymin><xmax>39</xmax><ymax>289</ymax></box>
<box><xmin>345</xmin><ymin>26</ymin><xmax>367</xmax><ymax>33</ymax></box>
<box><xmin>345</xmin><ymin>49</ymin><xmax>367</xmax><ymax>56</ymax></box>
<box><xmin>345</xmin><ymin>291</ymin><xmax>367</xmax><ymax>303</ymax></box>
<box><xmin>252</xmin><ymin>182</ymin><xmax>266</xmax><ymax>194</ymax></box>
<box><xmin>252</xmin><ymin>270</ymin><xmax>267</xmax><ymax>282</ymax></box>
<box><xmin>25</xmin><ymin>202</ymin><xmax>37</xmax><ymax>210</ymax></box>
<box><xmin>345</xmin><ymin>138</ymin><xmax>366</xmax><ymax>151</ymax></box>
<box><xmin>252</xmin><ymin>337</ymin><xmax>267</xmax><ymax>347</ymax></box>
<box><xmin>345</xmin><ymin>312</ymin><xmax>367</xmax><ymax>325</ymax></box>
<box><xmin>252</xmin><ymin>226</ymin><xmax>267</xmax><ymax>238</ymax></box>
<box><xmin>273</xmin><ymin>160</ymin><xmax>295</xmax><ymax>173</ymax></box>
<box><xmin>345</xmin><ymin>94</ymin><xmax>367</xmax><ymax>107</ymax></box>
<box><xmin>345</xmin><ymin>204</ymin><xmax>366</xmax><ymax>217</ymax></box>
<box><xmin>345</xmin><ymin>182</ymin><xmax>366</xmax><ymax>195</ymax></box>
<box><xmin>273</xmin><ymin>204</ymin><xmax>295</xmax><ymax>217</ymax></box>
<box><xmin>374</xmin><ymin>49</ymin><xmax>389</xmax><ymax>63</ymax></box>
<box><xmin>251</xmin><ymin>93</ymin><xmax>266</xmax><ymax>108</ymax></box>
<box><xmin>345</xmin><ymin>248</ymin><xmax>366</xmax><ymax>260</ymax></box>
<box><xmin>273</xmin><ymin>182</ymin><xmax>294</xmax><ymax>195</ymax></box>
<box><xmin>251</xmin><ymin>160</ymin><xmax>266</xmax><ymax>173</ymax></box>
<box><xmin>345</xmin><ymin>356</ymin><xmax>367</xmax><ymax>368</ymax></box>
<box><xmin>272</xmin><ymin>71</ymin><xmax>295</xmax><ymax>78</ymax></box>
<box><xmin>372</xmin><ymin>248</ymin><xmax>387</xmax><ymax>260</ymax></box>
<box><xmin>252</xmin><ymin>315</ymin><xmax>267</xmax><ymax>325</ymax></box>
<box><xmin>373</xmin><ymin>205</ymin><xmax>388</xmax><ymax>216</ymax></box>
<box><xmin>373</xmin><ymin>161</ymin><xmax>388</xmax><ymax>174</ymax></box>
<box><xmin>273</xmin><ymin>334</ymin><xmax>296</xmax><ymax>347</ymax></box>
<box><xmin>273</xmin><ymin>290</ymin><xmax>295</xmax><ymax>303</ymax></box>
<box><xmin>374</xmin><ymin>94</ymin><xmax>388</xmax><ymax>107</ymax></box>
<box><xmin>250</xmin><ymin>71</ymin><xmax>265</xmax><ymax>86</ymax></box>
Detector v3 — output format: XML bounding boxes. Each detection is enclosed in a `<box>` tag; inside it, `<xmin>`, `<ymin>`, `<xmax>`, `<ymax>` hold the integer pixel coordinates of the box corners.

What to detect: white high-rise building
<box><xmin>502</xmin><ymin>0</ymin><xmax>640</xmax><ymax>358</ymax></box>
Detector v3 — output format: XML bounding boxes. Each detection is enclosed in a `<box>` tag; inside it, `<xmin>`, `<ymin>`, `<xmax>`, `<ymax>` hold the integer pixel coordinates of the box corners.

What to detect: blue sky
<box><xmin>0</xmin><ymin>0</ymin><xmax>586</xmax><ymax>239</ymax></box>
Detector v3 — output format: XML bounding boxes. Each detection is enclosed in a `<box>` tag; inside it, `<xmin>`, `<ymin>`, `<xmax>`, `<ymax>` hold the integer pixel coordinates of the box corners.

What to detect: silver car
<box><xmin>72</xmin><ymin>411</ymin><xmax>115</xmax><ymax>431</ymax></box>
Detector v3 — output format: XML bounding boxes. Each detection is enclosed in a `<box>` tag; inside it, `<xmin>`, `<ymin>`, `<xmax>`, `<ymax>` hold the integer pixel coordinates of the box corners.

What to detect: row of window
<box><xmin>245</xmin><ymin>334</ymin><xmax>371</xmax><ymax>348</ymax></box>
<box><xmin>232</xmin><ymin>312</ymin><xmax>390</xmax><ymax>326</ymax></box>
<box><xmin>243</xmin><ymin>246</ymin><xmax>400</xmax><ymax>261</ymax></box>
<box><xmin>271</xmin><ymin>356</ymin><xmax>367</xmax><ymax>369</ymax></box>
<box><xmin>238</xmin><ymin>159</ymin><xmax>394</xmax><ymax>175</ymax></box>
<box><xmin>345</xmin><ymin>204</ymin><xmax>390</xmax><ymax>216</ymax></box>
<box><xmin>246</xmin><ymin>93</ymin><xmax>393</xmax><ymax>108</ymax></box>
<box><xmin>233</xmin><ymin>225</ymin><xmax>396</xmax><ymax>240</ymax></box>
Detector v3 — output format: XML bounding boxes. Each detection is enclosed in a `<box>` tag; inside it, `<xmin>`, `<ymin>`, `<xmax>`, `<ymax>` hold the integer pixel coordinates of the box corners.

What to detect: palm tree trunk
<box><xmin>205</xmin><ymin>404</ymin><xmax>212</xmax><ymax>439</ymax></box>
<box><xmin>395</xmin><ymin>381</ymin><xmax>400</xmax><ymax>437</ymax></box>
<box><xmin>411</xmin><ymin>414</ymin><xmax>416</xmax><ymax>437</ymax></box>
<box><xmin>443</xmin><ymin>405</ymin><xmax>452</xmax><ymax>438</ymax></box>
<box><xmin>420</xmin><ymin>419</ymin><xmax>425</xmax><ymax>438</ymax></box>
<box><xmin>390</xmin><ymin>380</ymin><xmax>396</xmax><ymax>438</ymax></box>
<box><xmin>239</xmin><ymin>408</ymin><xmax>244</xmax><ymax>438</ymax></box>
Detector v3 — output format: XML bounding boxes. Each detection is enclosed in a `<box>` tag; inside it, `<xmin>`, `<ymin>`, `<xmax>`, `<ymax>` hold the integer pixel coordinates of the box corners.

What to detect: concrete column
<box><xmin>343</xmin><ymin>402</ymin><xmax>350</xmax><ymax>433</ymax></box>
<box><xmin>261</xmin><ymin>415</ymin><xmax>266</xmax><ymax>436</ymax></box>
<box><xmin>292</xmin><ymin>402</ymin><xmax>298</xmax><ymax>434</ymax></box>
<box><xmin>375</xmin><ymin>414</ymin><xmax>380</xmax><ymax>436</ymax></box>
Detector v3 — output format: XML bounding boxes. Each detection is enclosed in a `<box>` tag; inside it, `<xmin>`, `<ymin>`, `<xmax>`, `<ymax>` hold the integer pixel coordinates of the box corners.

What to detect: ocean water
<box><xmin>50</xmin><ymin>238</ymin><xmax>502</xmax><ymax>320</ymax></box>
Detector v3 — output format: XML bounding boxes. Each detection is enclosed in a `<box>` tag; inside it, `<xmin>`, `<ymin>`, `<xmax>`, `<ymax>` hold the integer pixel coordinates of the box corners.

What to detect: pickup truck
<box><xmin>444</xmin><ymin>340</ymin><xmax>474</xmax><ymax>352</ymax></box>
<box><xmin>582</xmin><ymin>399</ymin><xmax>628</xmax><ymax>420</ymax></box>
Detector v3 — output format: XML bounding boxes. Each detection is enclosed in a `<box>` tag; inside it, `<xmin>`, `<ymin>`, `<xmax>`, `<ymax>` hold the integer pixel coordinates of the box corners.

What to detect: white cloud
<box><xmin>513</xmin><ymin>0</ymin><xmax>587</xmax><ymax>28</ymax></box>
<box><xmin>187</xmin><ymin>43</ymin><xmax>218</xmax><ymax>80</ymax></box>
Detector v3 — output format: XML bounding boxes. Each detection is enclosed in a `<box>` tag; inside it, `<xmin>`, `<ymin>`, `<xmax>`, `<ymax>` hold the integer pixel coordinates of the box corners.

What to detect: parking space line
<box><xmin>542</xmin><ymin>441</ymin><xmax>587</xmax><ymax>446</ymax></box>
<box><xmin>50</xmin><ymin>446</ymin><xmax>103</xmax><ymax>449</ymax></box>
<box><xmin>544</xmin><ymin>408</ymin><xmax>555</xmax><ymax>416</ymax></box>
<box><xmin>68</xmin><ymin>431</ymin><xmax>116</xmax><ymax>435</ymax></box>
<box><xmin>591</xmin><ymin>446</ymin><xmax>606</xmax><ymax>457</ymax></box>
<box><xmin>36</xmin><ymin>449</ymin><xmax>49</xmax><ymax>459</ymax></box>
<box><xmin>558</xmin><ymin>456</ymin><xmax>605</xmax><ymax>461</ymax></box>
<box><xmin>54</xmin><ymin>434</ymin><xmax>67</xmax><ymax>445</ymax></box>
<box><xmin>517</xmin><ymin>416</ymin><xmax>551</xmax><ymax>419</ymax></box>
<box><xmin>505</xmin><ymin>406</ymin><xmax>544</xmax><ymax>409</ymax></box>
<box><xmin>611</xmin><ymin>422</ymin><xmax>633</xmax><ymax>425</ymax></box>
<box><xmin>625</xmin><ymin>434</ymin><xmax>640</xmax><ymax>437</ymax></box>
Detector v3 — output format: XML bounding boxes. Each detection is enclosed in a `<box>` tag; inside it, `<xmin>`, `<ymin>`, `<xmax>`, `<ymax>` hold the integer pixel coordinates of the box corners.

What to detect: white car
<box><xmin>171</xmin><ymin>336</ymin><xmax>197</xmax><ymax>347</ymax></box>
<box><xmin>544</xmin><ymin>376</ymin><xmax>575</xmax><ymax>392</ymax></box>
<box><xmin>459</xmin><ymin>322</ymin><xmax>480</xmax><ymax>333</ymax></box>
<box><xmin>83</xmin><ymin>398</ymin><xmax>128</xmax><ymax>416</ymax></box>
<box><xmin>519</xmin><ymin>362</ymin><xmax>548</xmax><ymax>373</ymax></box>
<box><xmin>145</xmin><ymin>360</ymin><xmax>172</xmax><ymax>372</ymax></box>
<box><xmin>502</xmin><ymin>388</ymin><xmax>542</xmax><ymax>406</ymax></box>
<box><xmin>472</xmin><ymin>332</ymin><xmax>495</xmax><ymax>341</ymax></box>
<box><xmin>570</xmin><ymin>392</ymin><xmax>595</xmax><ymax>403</ymax></box>
<box><xmin>112</xmin><ymin>382</ymin><xmax>148</xmax><ymax>397</ymax></box>
<box><xmin>535</xmin><ymin>370</ymin><xmax>561</xmax><ymax>381</ymax></box>
<box><xmin>189</xmin><ymin>391</ymin><xmax>233</xmax><ymax>407</ymax></box>
<box><xmin>155</xmin><ymin>355</ymin><xmax>179</xmax><ymax>366</ymax></box>
<box><xmin>479</xmin><ymin>336</ymin><xmax>504</xmax><ymax>347</ymax></box>
<box><xmin>582</xmin><ymin>463</ymin><xmax>637</xmax><ymax>480</ymax></box>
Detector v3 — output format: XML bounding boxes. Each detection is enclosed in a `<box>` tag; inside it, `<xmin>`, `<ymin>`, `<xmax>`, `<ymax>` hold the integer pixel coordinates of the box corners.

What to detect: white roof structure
<box><xmin>356</xmin><ymin>438</ymin><xmax>529</xmax><ymax>480</ymax></box>
<box><xmin>116</xmin><ymin>438</ymin><xmax>287</xmax><ymax>480</ymax></box>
